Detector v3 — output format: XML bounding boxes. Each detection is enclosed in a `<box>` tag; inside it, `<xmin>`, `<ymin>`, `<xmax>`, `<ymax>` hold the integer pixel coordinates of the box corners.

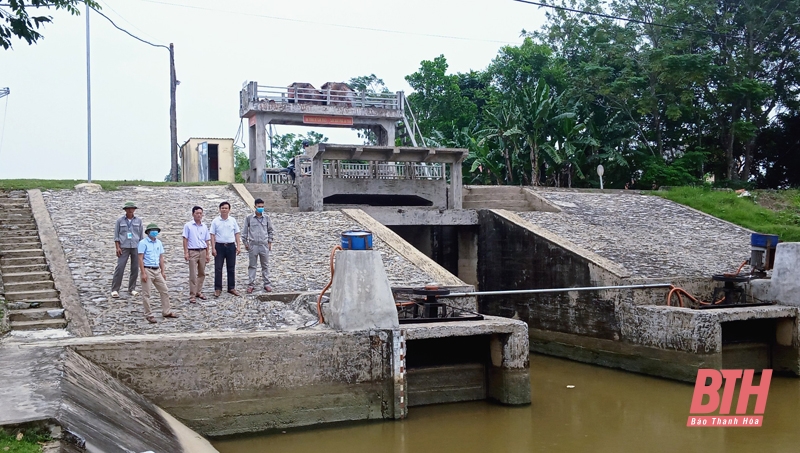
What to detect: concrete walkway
<box><xmin>42</xmin><ymin>186</ymin><xmax>436</xmax><ymax>336</ymax></box>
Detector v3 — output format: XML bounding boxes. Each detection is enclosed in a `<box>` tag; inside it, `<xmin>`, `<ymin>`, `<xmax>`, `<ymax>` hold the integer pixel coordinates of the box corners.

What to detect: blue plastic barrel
<box><xmin>341</xmin><ymin>230</ymin><xmax>373</xmax><ymax>250</ymax></box>
<box><xmin>751</xmin><ymin>233</ymin><xmax>780</xmax><ymax>248</ymax></box>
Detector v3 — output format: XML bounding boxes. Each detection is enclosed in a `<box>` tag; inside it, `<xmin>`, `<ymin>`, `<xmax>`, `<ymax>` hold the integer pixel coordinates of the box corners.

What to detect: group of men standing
<box><xmin>111</xmin><ymin>198</ymin><xmax>275</xmax><ymax>323</ymax></box>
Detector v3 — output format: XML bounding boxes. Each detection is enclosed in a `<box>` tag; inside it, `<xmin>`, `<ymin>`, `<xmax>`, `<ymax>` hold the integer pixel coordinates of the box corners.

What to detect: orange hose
<box><xmin>666</xmin><ymin>285</ymin><xmax>728</xmax><ymax>307</ymax></box>
<box><xmin>317</xmin><ymin>245</ymin><xmax>343</xmax><ymax>324</ymax></box>
<box><xmin>723</xmin><ymin>260</ymin><xmax>749</xmax><ymax>277</ymax></box>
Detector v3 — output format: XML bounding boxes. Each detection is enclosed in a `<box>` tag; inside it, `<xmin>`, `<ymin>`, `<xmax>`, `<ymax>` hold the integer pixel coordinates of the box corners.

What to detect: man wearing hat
<box><xmin>137</xmin><ymin>223</ymin><xmax>179</xmax><ymax>323</ymax></box>
<box><xmin>111</xmin><ymin>201</ymin><xmax>144</xmax><ymax>298</ymax></box>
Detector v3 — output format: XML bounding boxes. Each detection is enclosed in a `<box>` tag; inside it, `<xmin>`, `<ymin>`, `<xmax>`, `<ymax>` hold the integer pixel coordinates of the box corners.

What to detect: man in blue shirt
<box><xmin>138</xmin><ymin>223</ymin><xmax>179</xmax><ymax>323</ymax></box>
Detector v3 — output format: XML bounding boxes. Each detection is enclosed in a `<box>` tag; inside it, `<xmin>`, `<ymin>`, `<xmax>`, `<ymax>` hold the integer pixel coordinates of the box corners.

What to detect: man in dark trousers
<box><xmin>210</xmin><ymin>201</ymin><xmax>241</xmax><ymax>297</ymax></box>
<box><xmin>111</xmin><ymin>201</ymin><xmax>143</xmax><ymax>299</ymax></box>
<box><xmin>242</xmin><ymin>198</ymin><xmax>275</xmax><ymax>293</ymax></box>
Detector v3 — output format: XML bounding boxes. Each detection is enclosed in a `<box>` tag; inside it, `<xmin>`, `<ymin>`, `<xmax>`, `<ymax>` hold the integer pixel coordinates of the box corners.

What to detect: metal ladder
<box><xmin>400</xmin><ymin>96</ymin><xmax>426</xmax><ymax>147</ymax></box>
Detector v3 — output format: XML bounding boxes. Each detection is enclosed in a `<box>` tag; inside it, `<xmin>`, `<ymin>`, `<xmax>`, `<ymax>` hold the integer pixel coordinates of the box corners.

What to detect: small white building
<box><xmin>180</xmin><ymin>138</ymin><xmax>235</xmax><ymax>183</ymax></box>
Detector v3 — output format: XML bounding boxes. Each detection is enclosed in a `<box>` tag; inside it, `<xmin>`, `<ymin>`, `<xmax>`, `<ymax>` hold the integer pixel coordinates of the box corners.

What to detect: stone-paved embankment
<box><xmin>43</xmin><ymin>186</ymin><xmax>433</xmax><ymax>336</ymax></box>
<box><xmin>519</xmin><ymin>191</ymin><xmax>751</xmax><ymax>278</ymax></box>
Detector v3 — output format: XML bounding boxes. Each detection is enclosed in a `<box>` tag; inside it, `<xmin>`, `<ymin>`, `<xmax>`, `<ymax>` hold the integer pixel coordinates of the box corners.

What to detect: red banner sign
<box><xmin>303</xmin><ymin>115</ymin><xmax>354</xmax><ymax>126</ymax></box>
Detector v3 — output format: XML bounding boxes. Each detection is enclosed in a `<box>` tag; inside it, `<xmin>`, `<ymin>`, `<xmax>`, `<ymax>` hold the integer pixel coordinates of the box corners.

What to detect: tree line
<box><xmin>402</xmin><ymin>0</ymin><xmax>800</xmax><ymax>189</ymax></box>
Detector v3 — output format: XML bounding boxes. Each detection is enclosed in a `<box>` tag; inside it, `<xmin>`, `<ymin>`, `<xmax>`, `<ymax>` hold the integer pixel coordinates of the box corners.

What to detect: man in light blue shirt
<box><xmin>210</xmin><ymin>201</ymin><xmax>241</xmax><ymax>297</ymax></box>
<box><xmin>138</xmin><ymin>223</ymin><xmax>179</xmax><ymax>323</ymax></box>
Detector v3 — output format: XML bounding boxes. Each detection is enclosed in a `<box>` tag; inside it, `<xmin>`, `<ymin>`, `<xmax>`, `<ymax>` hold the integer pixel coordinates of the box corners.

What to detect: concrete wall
<box><xmin>181</xmin><ymin>138</ymin><xmax>235</xmax><ymax>183</ymax></box>
<box><xmin>457</xmin><ymin>226</ymin><xmax>479</xmax><ymax>286</ymax></box>
<box><xmin>71</xmin><ymin>330</ymin><xmax>397</xmax><ymax>437</ymax></box>
<box><xmin>387</xmin><ymin>225</ymin><xmax>478</xmax><ymax>287</ymax></box>
<box><xmin>477</xmin><ymin>209</ymin><xmax>626</xmax><ymax>340</ymax></box>
<box><xmin>357</xmin><ymin>207</ymin><xmax>478</xmax><ymax>226</ymax></box>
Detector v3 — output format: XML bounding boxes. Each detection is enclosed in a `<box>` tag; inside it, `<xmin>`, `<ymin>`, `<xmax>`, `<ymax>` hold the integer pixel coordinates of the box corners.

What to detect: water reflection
<box><xmin>213</xmin><ymin>354</ymin><xmax>800</xmax><ymax>453</ymax></box>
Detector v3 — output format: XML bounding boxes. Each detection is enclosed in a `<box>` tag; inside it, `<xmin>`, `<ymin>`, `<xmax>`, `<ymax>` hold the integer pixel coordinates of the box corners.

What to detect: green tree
<box><xmin>271</xmin><ymin>131</ymin><xmax>327</xmax><ymax>167</ymax></box>
<box><xmin>348</xmin><ymin>74</ymin><xmax>391</xmax><ymax>145</ymax></box>
<box><xmin>405</xmin><ymin>55</ymin><xmax>479</xmax><ymax>142</ymax></box>
<box><xmin>1</xmin><ymin>0</ymin><xmax>99</xmax><ymax>50</ymax></box>
<box><xmin>234</xmin><ymin>146</ymin><xmax>248</xmax><ymax>183</ymax></box>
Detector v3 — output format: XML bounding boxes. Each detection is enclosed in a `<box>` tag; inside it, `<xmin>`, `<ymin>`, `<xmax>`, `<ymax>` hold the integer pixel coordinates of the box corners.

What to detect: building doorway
<box><xmin>208</xmin><ymin>144</ymin><xmax>219</xmax><ymax>181</ymax></box>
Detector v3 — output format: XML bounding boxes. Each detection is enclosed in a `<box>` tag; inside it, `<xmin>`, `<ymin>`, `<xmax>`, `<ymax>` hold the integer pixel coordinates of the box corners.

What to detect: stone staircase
<box><xmin>462</xmin><ymin>186</ymin><xmax>535</xmax><ymax>211</ymax></box>
<box><xmin>244</xmin><ymin>184</ymin><xmax>298</xmax><ymax>212</ymax></box>
<box><xmin>0</xmin><ymin>191</ymin><xmax>66</xmax><ymax>330</ymax></box>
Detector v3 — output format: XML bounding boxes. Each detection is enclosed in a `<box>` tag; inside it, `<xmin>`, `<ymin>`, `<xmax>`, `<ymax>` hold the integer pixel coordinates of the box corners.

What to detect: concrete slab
<box><xmin>0</xmin><ymin>343</ymin><xmax>62</xmax><ymax>425</ymax></box>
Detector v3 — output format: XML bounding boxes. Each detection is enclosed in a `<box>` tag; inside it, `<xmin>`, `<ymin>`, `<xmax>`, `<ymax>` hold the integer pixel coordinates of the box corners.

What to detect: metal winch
<box><xmin>392</xmin><ymin>285</ymin><xmax>484</xmax><ymax>324</ymax></box>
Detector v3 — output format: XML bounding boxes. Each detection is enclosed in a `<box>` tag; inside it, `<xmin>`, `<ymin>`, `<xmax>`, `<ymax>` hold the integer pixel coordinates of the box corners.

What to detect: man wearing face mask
<box><xmin>138</xmin><ymin>223</ymin><xmax>179</xmax><ymax>323</ymax></box>
<box><xmin>242</xmin><ymin>198</ymin><xmax>274</xmax><ymax>293</ymax></box>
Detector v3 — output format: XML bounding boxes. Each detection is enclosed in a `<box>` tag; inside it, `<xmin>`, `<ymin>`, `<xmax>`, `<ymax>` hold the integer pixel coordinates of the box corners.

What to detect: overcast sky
<box><xmin>0</xmin><ymin>0</ymin><xmax>547</xmax><ymax>181</ymax></box>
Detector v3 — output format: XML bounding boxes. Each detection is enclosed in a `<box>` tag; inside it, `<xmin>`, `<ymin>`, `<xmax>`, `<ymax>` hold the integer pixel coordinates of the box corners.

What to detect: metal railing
<box><xmin>266</xmin><ymin>158</ymin><xmax>444</xmax><ymax>184</ymax></box>
<box><xmin>245</xmin><ymin>82</ymin><xmax>403</xmax><ymax>110</ymax></box>
<box><xmin>264</xmin><ymin>172</ymin><xmax>291</xmax><ymax>184</ymax></box>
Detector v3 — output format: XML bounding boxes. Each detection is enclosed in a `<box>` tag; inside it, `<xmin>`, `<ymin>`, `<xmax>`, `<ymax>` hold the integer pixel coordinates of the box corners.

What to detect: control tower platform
<box><xmin>240</xmin><ymin>81</ymin><xmax>409</xmax><ymax>183</ymax></box>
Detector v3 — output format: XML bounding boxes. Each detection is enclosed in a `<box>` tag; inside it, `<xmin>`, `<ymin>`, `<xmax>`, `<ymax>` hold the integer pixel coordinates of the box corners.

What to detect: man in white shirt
<box><xmin>210</xmin><ymin>201</ymin><xmax>242</xmax><ymax>297</ymax></box>
<box><xmin>182</xmin><ymin>206</ymin><xmax>212</xmax><ymax>303</ymax></box>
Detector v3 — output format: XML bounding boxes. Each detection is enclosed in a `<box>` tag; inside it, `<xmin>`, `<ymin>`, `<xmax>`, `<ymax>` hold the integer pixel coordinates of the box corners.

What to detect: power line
<box><xmin>131</xmin><ymin>0</ymin><xmax>518</xmax><ymax>45</ymax></box>
<box><xmin>513</xmin><ymin>0</ymin><xmax>735</xmax><ymax>39</ymax></box>
<box><xmin>96</xmin><ymin>0</ymin><xmax>164</xmax><ymax>44</ymax></box>
<box><xmin>89</xmin><ymin>5</ymin><xmax>169</xmax><ymax>49</ymax></box>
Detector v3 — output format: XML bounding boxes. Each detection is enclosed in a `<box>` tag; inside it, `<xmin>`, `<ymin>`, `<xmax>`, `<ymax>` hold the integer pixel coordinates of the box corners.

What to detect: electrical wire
<box><xmin>513</xmin><ymin>0</ymin><xmax>739</xmax><ymax>39</ymax></box>
<box><xmin>89</xmin><ymin>5</ymin><xmax>169</xmax><ymax>50</ymax></box>
<box><xmin>233</xmin><ymin>118</ymin><xmax>246</xmax><ymax>149</ymax></box>
<box><xmin>130</xmin><ymin>0</ymin><xmax>518</xmax><ymax>44</ymax></box>
<box><xmin>95</xmin><ymin>0</ymin><xmax>165</xmax><ymax>44</ymax></box>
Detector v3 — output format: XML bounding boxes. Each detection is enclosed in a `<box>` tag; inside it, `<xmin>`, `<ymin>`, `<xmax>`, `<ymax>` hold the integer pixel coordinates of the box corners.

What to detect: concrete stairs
<box><xmin>0</xmin><ymin>191</ymin><xmax>66</xmax><ymax>330</ymax></box>
<box><xmin>461</xmin><ymin>186</ymin><xmax>535</xmax><ymax>211</ymax></box>
<box><xmin>244</xmin><ymin>183</ymin><xmax>299</xmax><ymax>212</ymax></box>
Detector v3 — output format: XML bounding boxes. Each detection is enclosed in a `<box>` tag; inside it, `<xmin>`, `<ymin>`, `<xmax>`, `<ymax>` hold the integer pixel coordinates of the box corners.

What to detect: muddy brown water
<box><xmin>212</xmin><ymin>354</ymin><xmax>800</xmax><ymax>453</ymax></box>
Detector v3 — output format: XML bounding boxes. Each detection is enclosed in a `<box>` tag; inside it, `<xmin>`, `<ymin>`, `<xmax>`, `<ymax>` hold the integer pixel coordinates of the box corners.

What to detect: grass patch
<box><xmin>660</xmin><ymin>186</ymin><xmax>800</xmax><ymax>242</ymax></box>
<box><xmin>0</xmin><ymin>179</ymin><xmax>228</xmax><ymax>191</ymax></box>
<box><xmin>0</xmin><ymin>427</ymin><xmax>50</xmax><ymax>453</ymax></box>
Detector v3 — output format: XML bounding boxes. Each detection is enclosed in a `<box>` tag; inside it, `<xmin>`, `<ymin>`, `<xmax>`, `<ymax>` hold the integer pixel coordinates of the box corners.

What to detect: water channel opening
<box><xmin>323</xmin><ymin>194</ymin><xmax>432</xmax><ymax>206</ymax></box>
<box><xmin>721</xmin><ymin>319</ymin><xmax>776</xmax><ymax>370</ymax></box>
<box><xmin>405</xmin><ymin>335</ymin><xmax>491</xmax><ymax>407</ymax></box>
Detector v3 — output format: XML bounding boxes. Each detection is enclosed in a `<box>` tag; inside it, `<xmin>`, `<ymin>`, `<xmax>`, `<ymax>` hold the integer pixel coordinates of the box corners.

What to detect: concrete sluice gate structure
<box><xmin>2</xmin><ymin>179</ymin><xmax>800</xmax><ymax>450</ymax></box>
<box><xmin>0</xmin><ymin>185</ymin><xmax>528</xmax><ymax>451</ymax></box>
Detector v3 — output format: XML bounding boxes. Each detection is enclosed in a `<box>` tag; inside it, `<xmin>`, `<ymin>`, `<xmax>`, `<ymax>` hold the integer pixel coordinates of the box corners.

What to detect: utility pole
<box><xmin>169</xmin><ymin>43</ymin><xmax>179</xmax><ymax>182</ymax></box>
<box><xmin>85</xmin><ymin>4</ymin><xmax>92</xmax><ymax>183</ymax></box>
